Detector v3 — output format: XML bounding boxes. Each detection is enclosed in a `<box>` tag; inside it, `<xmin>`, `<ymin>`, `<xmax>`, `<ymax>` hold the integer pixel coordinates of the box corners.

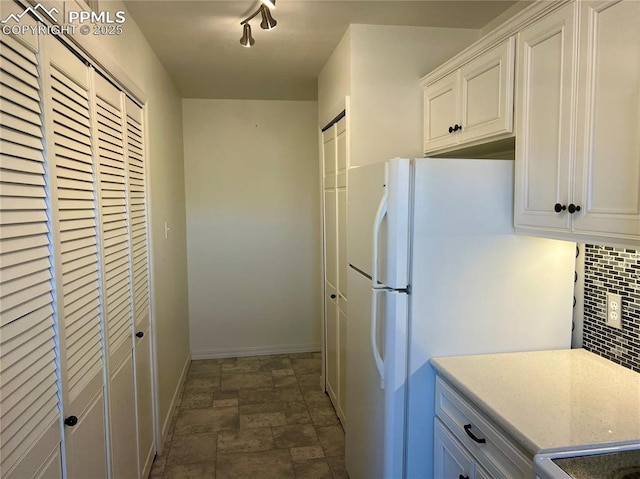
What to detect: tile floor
<box><xmin>149</xmin><ymin>352</ymin><xmax>348</xmax><ymax>479</ymax></box>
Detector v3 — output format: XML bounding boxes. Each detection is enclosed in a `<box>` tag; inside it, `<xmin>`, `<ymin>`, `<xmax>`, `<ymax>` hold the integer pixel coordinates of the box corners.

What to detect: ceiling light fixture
<box><xmin>239</xmin><ymin>0</ymin><xmax>277</xmax><ymax>48</ymax></box>
<box><xmin>239</xmin><ymin>23</ymin><xmax>255</xmax><ymax>47</ymax></box>
<box><xmin>259</xmin><ymin>0</ymin><xmax>276</xmax><ymax>9</ymax></box>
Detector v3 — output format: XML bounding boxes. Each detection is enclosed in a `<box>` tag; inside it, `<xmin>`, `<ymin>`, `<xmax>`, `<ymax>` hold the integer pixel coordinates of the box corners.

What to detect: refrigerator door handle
<box><xmin>371</xmin><ymin>289</ymin><xmax>385</xmax><ymax>389</ymax></box>
<box><xmin>371</xmin><ymin>187</ymin><xmax>388</xmax><ymax>290</ymax></box>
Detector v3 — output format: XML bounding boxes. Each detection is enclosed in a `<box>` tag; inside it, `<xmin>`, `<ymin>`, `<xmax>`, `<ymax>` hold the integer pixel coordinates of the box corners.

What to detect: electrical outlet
<box><xmin>606</xmin><ymin>292</ymin><xmax>622</xmax><ymax>329</ymax></box>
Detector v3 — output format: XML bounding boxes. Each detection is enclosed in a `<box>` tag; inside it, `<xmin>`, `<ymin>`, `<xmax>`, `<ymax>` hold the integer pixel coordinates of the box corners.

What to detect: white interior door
<box><xmin>126</xmin><ymin>98</ymin><xmax>155</xmax><ymax>478</ymax></box>
<box><xmin>44</xmin><ymin>36</ymin><xmax>108</xmax><ymax>479</ymax></box>
<box><xmin>0</xmin><ymin>23</ymin><xmax>62</xmax><ymax>479</ymax></box>
<box><xmin>93</xmin><ymin>71</ymin><xmax>138</xmax><ymax>478</ymax></box>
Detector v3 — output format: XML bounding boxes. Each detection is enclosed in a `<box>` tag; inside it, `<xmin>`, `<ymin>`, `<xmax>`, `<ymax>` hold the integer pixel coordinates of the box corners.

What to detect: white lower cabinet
<box><xmin>434</xmin><ymin>419</ymin><xmax>473</xmax><ymax>479</ymax></box>
<box><xmin>434</xmin><ymin>376</ymin><xmax>535</xmax><ymax>479</ymax></box>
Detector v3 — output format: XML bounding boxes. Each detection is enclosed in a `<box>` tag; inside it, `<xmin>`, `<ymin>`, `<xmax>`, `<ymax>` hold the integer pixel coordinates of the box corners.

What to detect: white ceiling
<box><xmin>123</xmin><ymin>0</ymin><xmax>519</xmax><ymax>100</ymax></box>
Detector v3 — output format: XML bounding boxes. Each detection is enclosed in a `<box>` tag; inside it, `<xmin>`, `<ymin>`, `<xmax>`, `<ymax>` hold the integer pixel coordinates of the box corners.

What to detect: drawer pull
<box><xmin>463</xmin><ymin>424</ymin><xmax>486</xmax><ymax>444</ymax></box>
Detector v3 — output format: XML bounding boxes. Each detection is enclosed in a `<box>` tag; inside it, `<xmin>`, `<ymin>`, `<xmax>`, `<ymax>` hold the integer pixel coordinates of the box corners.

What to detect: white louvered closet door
<box><xmin>93</xmin><ymin>72</ymin><xmax>138</xmax><ymax>479</ymax></box>
<box><xmin>125</xmin><ymin>97</ymin><xmax>155</xmax><ymax>479</ymax></box>
<box><xmin>0</xmin><ymin>23</ymin><xmax>63</xmax><ymax>479</ymax></box>
<box><xmin>44</xmin><ymin>37</ymin><xmax>108</xmax><ymax>479</ymax></box>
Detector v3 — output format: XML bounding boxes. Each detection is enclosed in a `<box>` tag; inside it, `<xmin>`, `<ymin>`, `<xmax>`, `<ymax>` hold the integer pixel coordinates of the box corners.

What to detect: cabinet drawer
<box><xmin>435</xmin><ymin>377</ymin><xmax>534</xmax><ymax>478</ymax></box>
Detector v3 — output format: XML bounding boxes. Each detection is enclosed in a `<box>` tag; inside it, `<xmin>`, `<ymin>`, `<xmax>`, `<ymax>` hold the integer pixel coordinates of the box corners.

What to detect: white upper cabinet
<box><xmin>422</xmin><ymin>38</ymin><xmax>515</xmax><ymax>154</ymax></box>
<box><xmin>515</xmin><ymin>0</ymin><xmax>640</xmax><ymax>246</ymax></box>
<box><xmin>514</xmin><ymin>2</ymin><xmax>577</xmax><ymax>232</ymax></box>
<box><xmin>572</xmin><ymin>0</ymin><xmax>640</xmax><ymax>241</ymax></box>
<box><xmin>423</xmin><ymin>72</ymin><xmax>459</xmax><ymax>152</ymax></box>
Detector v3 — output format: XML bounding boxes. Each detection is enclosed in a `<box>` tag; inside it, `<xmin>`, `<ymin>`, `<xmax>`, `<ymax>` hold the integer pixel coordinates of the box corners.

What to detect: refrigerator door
<box><xmin>346</xmin><ymin>267</ymin><xmax>409</xmax><ymax>479</ymax></box>
<box><xmin>405</xmin><ymin>158</ymin><xmax>576</xmax><ymax>479</ymax></box>
<box><xmin>348</xmin><ymin>159</ymin><xmax>411</xmax><ymax>289</ymax></box>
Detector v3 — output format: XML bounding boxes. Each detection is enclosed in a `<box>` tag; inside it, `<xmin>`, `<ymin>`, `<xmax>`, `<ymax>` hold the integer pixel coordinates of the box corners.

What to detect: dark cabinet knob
<box><xmin>568</xmin><ymin>204</ymin><xmax>581</xmax><ymax>214</ymax></box>
<box><xmin>453</xmin><ymin>124</ymin><xmax>462</xmax><ymax>132</ymax></box>
<box><xmin>554</xmin><ymin>203</ymin><xmax>567</xmax><ymax>213</ymax></box>
<box><xmin>64</xmin><ymin>416</ymin><xmax>78</xmax><ymax>427</ymax></box>
<box><xmin>448</xmin><ymin>126</ymin><xmax>454</xmax><ymax>133</ymax></box>
<box><xmin>136</xmin><ymin>331</ymin><xmax>144</xmax><ymax>338</ymax></box>
<box><xmin>459</xmin><ymin>476</ymin><xmax>470</xmax><ymax>479</ymax></box>
<box><xmin>330</xmin><ymin>294</ymin><xmax>337</xmax><ymax>299</ymax></box>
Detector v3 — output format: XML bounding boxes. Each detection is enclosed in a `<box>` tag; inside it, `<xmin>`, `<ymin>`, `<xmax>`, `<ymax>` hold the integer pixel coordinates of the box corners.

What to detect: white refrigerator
<box><xmin>345</xmin><ymin>158</ymin><xmax>576</xmax><ymax>479</ymax></box>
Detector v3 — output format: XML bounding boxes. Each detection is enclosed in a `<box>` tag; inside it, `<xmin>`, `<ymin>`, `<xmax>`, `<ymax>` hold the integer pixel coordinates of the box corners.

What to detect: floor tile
<box><xmin>163</xmin><ymin>462</ymin><xmax>215</xmax><ymax>479</ymax></box>
<box><xmin>293</xmin><ymin>458</ymin><xmax>332</xmax><ymax>479</ymax></box>
<box><xmin>183</xmin><ymin>377</ymin><xmax>220</xmax><ymax>393</ymax></box>
<box><xmin>217</xmin><ymin>428</ymin><xmax>274</xmax><ymax>454</ymax></box>
<box><xmin>222</xmin><ymin>360</ymin><xmax>261</xmax><ymax>373</ymax></box>
<box><xmin>163</xmin><ymin>353</ymin><xmax>343</xmax><ymax>479</ymax></box>
<box><xmin>308</xmin><ymin>404</ymin><xmax>341</xmax><ymax>426</ymax></box>
<box><xmin>315</xmin><ymin>426</ymin><xmax>345</xmax><ymax>458</ymax></box>
<box><xmin>174</xmin><ymin>407</ymin><xmax>239</xmax><ymax>436</ymax></box>
<box><xmin>213</xmin><ymin>398</ymin><xmax>239</xmax><ymax>408</ymax></box>
<box><xmin>303</xmin><ymin>390</ymin><xmax>333</xmax><ymax>406</ymax></box>
<box><xmin>291</xmin><ymin>358</ymin><xmax>321</xmax><ymax>374</ymax></box>
<box><xmin>289</xmin><ymin>445</ymin><xmax>324</xmax><ymax>463</ymax></box>
<box><xmin>217</xmin><ymin>449</ymin><xmax>295</xmax><ymax>479</ymax></box>
<box><xmin>167</xmin><ymin>432</ymin><xmax>217</xmax><ymax>465</ymax></box>
<box><xmin>283</xmin><ymin>401</ymin><xmax>312</xmax><ymax>425</ymax></box>
<box><xmin>272</xmin><ymin>424</ymin><xmax>319</xmax><ymax>449</ymax></box>
<box><xmin>296</xmin><ymin>373</ymin><xmax>322</xmax><ymax>390</ymax></box>
<box><xmin>326</xmin><ymin>455</ymin><xmax>348</xmax><ymax>479</ymax></box>
<box><xmin>180</xmin><ymin>391</ymin><xmax>214</xmax><ymax>410</ymax></box>
<box><xmin>274</xmin><ymin>375</ymin><xmax>299</xmax><ymax>388</ymax></box>
<box><xmin>260</xmin><ymin>357</ymin><xmax>293</xmax><ymax>371</ymax></box>
<box><xmin>239</xmin><ymin>401</ymin><xmax>283</xmax><ymax>415</ymax></box>
<box><xmin>239</xmin><ymin>411</ymin><xmax>288</xmax><ymax>429</ymax></box>
<box><xmin>238</xmin><ymin>387</ymin><xmax>282</xmax><ymax>405</ymax></box>
<box><xmin>188</xmin><ymin>361</ymin><xmax>222</xmax><ymax>379</ymax></box>
<box><xmin>221</xmin><ymin>372</ymin><xmax>274</xmax><ymax>391</ymax></box>
<box><xmin>278</xmin><ymin>385</ymin><xmax>304</xmax><ymax>402</ymax></box>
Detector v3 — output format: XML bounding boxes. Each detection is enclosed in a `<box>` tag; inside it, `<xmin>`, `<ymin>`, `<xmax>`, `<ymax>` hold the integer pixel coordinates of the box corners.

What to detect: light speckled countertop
<box><xmin>431</xmin><ymin>349</ymin><xmax>640</xmax><ymax>455</ymax></box>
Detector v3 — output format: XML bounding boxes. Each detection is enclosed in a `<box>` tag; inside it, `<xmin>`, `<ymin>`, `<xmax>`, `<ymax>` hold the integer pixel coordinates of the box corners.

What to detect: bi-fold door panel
<box><xmin>93</xmin><ymin>71</ymin><xmax>139</xmax><ymax>478</ymax></box>
<box><xmin>44</xmin><ymin>36</ymin><xmax>108</xmax><ymax>479</ymax></box>
<box><xmin>0</xmin><ymin>30</ymin><xmax>62</xmax><ymax>479</ymax></box>
<box><xmin>126</xmin><ymin>98</ymin><xmax>155</xmax><ymax>478</ymax></box>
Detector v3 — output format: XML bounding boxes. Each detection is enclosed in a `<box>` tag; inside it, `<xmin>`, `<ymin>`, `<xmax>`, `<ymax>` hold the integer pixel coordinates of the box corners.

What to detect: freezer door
<box><xmin>346</xmin><ymin>267</ymin><xmax>408</xmax><ymax>479</ymax></box>
<box><xmin>348</xmin><ymin>159</ymin><xmax>411</xmax><ymax>289</ymax></box>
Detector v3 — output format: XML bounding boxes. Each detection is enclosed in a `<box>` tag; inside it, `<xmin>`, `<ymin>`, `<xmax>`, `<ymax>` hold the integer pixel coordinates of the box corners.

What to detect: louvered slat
<box><xmin>124</xmin><ymin>105</ymin><xmax>150</xmax><ymax>326</ymax></box>
<box><xmin>95</xmin><ymin>92</ymin><xmax>132</xmax><ymax>354</ymax></box>
<box><xmin>50</xmin><ymin>65</ymin><xmax>104</xmax><ymax>404</ymax></box>
<box><xmin>0</xmin><ymin>35</ymin><xmax>60</xmax><ymax>476</ymax></box>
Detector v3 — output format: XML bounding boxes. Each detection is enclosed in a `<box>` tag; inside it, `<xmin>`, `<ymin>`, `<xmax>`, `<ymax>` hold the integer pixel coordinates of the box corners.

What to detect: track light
<box><xmin>239</xmin><ymin>1</ymin><xmax>277</xmax><ymax>47</ymax></box>
<box><xmin>260</xmin><ymin>6</ymin><xmax>277</xmax><ymax>30</ymax></box>
<box><xmin>239</xmin><ymin>23</ymin><xmax>255</xmax><ymax>47</ymax></box>
<box><xmin>260</xmin><ymin>0</ymin><xmax>276</xmax><ymax>9</ymax></box>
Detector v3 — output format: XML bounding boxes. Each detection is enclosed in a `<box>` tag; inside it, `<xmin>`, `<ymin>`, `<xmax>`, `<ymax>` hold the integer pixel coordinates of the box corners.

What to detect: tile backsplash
<box><xmin>582</xmin><ymin>245</ymin><xmax>639</xmax><ymax>373</ymax></box>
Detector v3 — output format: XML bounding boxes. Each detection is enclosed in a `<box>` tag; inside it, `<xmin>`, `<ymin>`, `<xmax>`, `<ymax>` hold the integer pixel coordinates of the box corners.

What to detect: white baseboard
<box><xmin>191</xmin><ymin>343</ymin><xmax>321</xmax><ymax>360</ymax></box>
<box><xmin>159</xmin><ymin>352</ymin><xmax>190</xmax><ymax>453</ymax></box>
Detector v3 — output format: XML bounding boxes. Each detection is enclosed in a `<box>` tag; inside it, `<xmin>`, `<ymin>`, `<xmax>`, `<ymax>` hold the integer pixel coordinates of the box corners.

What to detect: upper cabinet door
<box><xmin>572</xmin><ymin>0</ymin><xmax>640</xmax><ymax>239</ymax></box>
<box><xmin>459</xmin><ymin>37</ymin><xmax>515</xmax><ymax>144</ymax></box>
<box><xmin>514</xmin><ymin>3</ymin><xmax>577</xmax><ymax>232</ymax></box>
<box><xmin>423</xmin><ymin>71</ymin><xmax>459</xmax><ymax>152</ymax></box>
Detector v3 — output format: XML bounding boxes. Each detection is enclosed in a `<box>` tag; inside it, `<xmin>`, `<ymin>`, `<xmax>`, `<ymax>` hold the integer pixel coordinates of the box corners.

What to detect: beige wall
<box><xmin>63</xmin><ymin>0</ymin><xmax>191</xmax><ymax>447</ymax></box>
<box><xmin>349</xmin><ymin>24</ymin><xmax>479</xmax><ymax>167</ymax></box>
<box><xmin>318</xmin><ymin>29</ymin><xmax>352</xmax><ymax>128</ymax></box>
<box><xmin>182</xmin><ymin>99</ymin><xmax>321</xmax><ymax>358</ymax></box>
